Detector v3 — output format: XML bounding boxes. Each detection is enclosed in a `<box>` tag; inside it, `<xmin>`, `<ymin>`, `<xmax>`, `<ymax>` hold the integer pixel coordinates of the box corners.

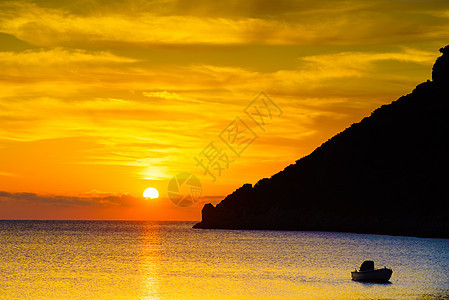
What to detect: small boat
<box><xmin>351</xmin><ymin>260</ymin><xmax>392</xmax><ymax>282</ymax></box>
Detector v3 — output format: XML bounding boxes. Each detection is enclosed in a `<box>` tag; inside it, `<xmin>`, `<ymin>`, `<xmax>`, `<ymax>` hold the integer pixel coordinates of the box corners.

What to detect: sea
<box><xmin>1</xmin><ymin>221</ymin><xmax>448</xmax><ymax>299</ymax></box>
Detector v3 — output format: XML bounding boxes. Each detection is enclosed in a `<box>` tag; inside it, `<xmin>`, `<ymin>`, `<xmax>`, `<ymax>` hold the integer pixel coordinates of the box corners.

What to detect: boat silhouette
<box><xmin>351</xmin><ymin>260</ymin><xmax>393</xmax><ymax>282</ymax></box>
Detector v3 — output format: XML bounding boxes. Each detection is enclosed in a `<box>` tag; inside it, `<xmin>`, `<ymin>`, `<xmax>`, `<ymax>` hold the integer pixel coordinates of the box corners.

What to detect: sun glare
<box><xmin>143</xmin><ymin>187</ymin><xmax>159</xmax><ymax>199</ymax></box>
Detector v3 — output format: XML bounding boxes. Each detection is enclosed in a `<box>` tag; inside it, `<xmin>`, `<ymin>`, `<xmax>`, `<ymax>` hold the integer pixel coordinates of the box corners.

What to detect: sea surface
<box><xmin>1</xmin><ymin>221</ymin><xmax>448</xmax><ymax>299</ymax></box>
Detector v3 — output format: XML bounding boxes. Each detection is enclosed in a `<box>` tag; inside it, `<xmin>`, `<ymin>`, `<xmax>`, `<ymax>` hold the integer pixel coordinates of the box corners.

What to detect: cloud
<box><xmin>0</xmin><ymin>47</ymin><xmax>135</xmax><ymax>66</ymax></box>
<box><xmin>1</xmin><ymin>1</ymin><xmax>447</xmax><ymax>47</ymax></box>
<box><xmin>143</xmin><ymin>91</ymin><xmax>184</xmax><ymax>100</ymax></box>
<box><xmin>0</xmin><ymin>3</ymin><xmax>304</xmax><ymax>46</ymax></box>
<box><xmin>0</xmin><ymin>47</ymin><xmax>438</xmax><ymax>149</ymax></box>
<box><xmin>300</xmin><ymin>49</ymin><xmax>437</xmax><ymax>71</ymax></box>
<box><xmin>0</xmin><ymin>48</ymin><xmax>138</xmax><ymax>99</ymax></box>
<box><xmin>0</xmin><ymin>190</ymin><xmax>137</xmax><ymax>208</ymax></box>
<box><xmin>143</xmin><ymin>90</ymin><xmax>206</xmax><ymax>104</ymax></box>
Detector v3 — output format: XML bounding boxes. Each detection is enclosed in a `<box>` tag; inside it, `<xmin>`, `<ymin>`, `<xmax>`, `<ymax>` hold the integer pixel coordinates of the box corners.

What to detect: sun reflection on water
<box><xmin>138</xmin><ymin>223</ymin><xmax>162</xmax><ymax>299</ymax></box>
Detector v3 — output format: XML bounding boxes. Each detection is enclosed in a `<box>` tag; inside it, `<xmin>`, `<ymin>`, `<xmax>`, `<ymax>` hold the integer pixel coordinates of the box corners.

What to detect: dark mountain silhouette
<box><xmin>194</xmin><ymin>45</ymin><xmax>449</xmax><ymax>238</ymax></box>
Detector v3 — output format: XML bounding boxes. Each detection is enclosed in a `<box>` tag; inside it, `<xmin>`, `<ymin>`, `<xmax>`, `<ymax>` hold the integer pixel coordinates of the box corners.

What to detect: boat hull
<box><xmin>351</xmin><ymin>268</ymin><xmax>393</xmax><ymax>282</ymax></box>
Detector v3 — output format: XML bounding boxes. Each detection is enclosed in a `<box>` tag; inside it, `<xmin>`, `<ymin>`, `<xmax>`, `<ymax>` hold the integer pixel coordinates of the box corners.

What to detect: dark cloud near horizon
<box><xmin>0</xmin><ymin>191</ymin><xmax>136</xmax><ymax>208</ymax></box>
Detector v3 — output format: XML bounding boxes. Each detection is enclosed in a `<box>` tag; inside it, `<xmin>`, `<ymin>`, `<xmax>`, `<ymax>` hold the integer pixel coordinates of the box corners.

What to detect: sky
<box><xmin>0</xmin><ymin>0</ymin><xmax>448</xmax><ymax>220</ymax></box>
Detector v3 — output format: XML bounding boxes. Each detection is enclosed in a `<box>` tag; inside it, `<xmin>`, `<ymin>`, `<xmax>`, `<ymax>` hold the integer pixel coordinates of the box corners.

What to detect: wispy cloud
<box><xmin>143</xmin><ymin>91</ymin><xmax>206</xmax><ymax>104</ymax></box>
<box><xmin>0</xmin><ymin>48</ymin><xmax>135</xmax><ymax>66</ymax></box>
<box><xmin>1</xmin><ymin>1</ymin><xmax>447</xmax><ymax>47</ymax></box>
<box><xmin>300</xmin><ymin>49</ymin><xmax>437</xmax><ymax>72</ymax></box>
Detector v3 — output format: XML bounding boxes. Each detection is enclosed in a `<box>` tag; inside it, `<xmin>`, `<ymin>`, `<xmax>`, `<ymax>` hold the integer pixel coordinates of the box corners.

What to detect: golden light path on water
<box><xmin>139</xmin><ymin>223</ymin><xmax>161</xmax><ymax>299</ymax></box>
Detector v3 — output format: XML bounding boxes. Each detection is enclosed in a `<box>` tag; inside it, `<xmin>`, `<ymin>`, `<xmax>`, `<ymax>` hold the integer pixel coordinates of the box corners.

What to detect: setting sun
<box><xmin>143</xmin><ymin>187</ymin><xmax>159</xmax><ymax>199</ymax></box>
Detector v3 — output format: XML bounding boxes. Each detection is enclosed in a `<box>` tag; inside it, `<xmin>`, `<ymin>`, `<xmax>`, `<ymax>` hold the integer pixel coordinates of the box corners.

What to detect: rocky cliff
<box><xmin>194</xmin><ymin>45</ymin><xmax>449</xmax><ymax>238</ymax></box>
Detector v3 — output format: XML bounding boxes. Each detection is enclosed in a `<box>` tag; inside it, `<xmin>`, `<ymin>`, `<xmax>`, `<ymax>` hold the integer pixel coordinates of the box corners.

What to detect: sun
<box><xmin>143</xmin><ymin>187</ymin><xmax>159</xmax><ymax>199</ymax></box>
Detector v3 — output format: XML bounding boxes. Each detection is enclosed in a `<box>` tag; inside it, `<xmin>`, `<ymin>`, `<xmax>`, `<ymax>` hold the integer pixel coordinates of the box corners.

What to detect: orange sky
<box><xmin>0</xmin><ymin>0</ymin><xmax>448</xmax><ymax>220</ymax></box>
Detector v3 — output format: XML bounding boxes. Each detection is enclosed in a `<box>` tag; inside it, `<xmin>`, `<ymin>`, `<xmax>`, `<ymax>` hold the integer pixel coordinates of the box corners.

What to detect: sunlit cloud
<box><xmin>300</xmin><ymin>49</ymin><xmax>437</xmax><ymax>72</ymax></box>
<box><xmin>0</xmin><ymin>47</ymin><xmax>439</xmax><ymax>146</ymax></box>
<box><xmin>143</xmin><ymin>91</ymin><xmax>207</xmax><ymax>104</ymax></box>
<box><xmin>1</xmin><ymin>1</ymin><xmax>448</xmax><ymax>47</ymax></box>
<box><xmin>0</xmin><ymin>2</ymin><xmax>311</xmax><ymax>46</ymax></box>
<box><xmin>143</xmin><ymin>91</ymin><xmax>185</xmax><ymax>100</ymax></box>
<box><xmin>0</xmin><ymin>47</ymin><xmax>135</xmax><ymax>66</ymax></box>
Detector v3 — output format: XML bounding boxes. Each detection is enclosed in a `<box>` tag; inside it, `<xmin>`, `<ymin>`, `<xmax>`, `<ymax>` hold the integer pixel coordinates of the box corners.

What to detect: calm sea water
<box><xmin>0</xmin><ymin>221</ymin><xmax>448</xmax><ymax>299</ymax></box>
